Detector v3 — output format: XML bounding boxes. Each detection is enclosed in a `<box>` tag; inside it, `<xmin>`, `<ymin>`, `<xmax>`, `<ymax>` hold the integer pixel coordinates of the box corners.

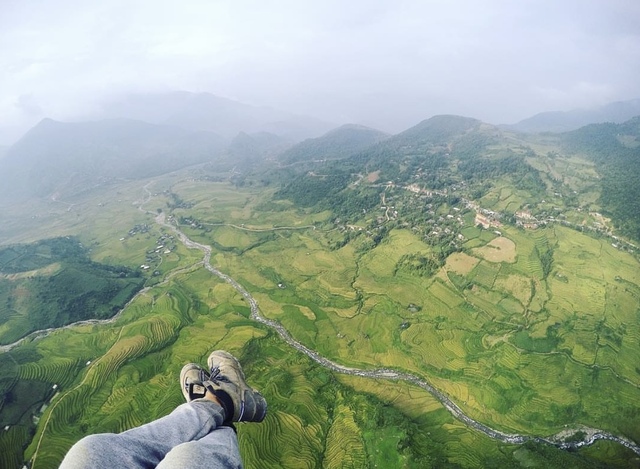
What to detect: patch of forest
<box><xmin>563</xmin><ymin>117</ymin><xmax>640</xmax><ymax>241</ymax></box>
<box><xmin>275</xmin><ymin>120</ymin><xmax>545</xmax><ymax>225</ymax></box>
<box><xmin>0</xmin><ymin>237</ymin><xmax>144</xmax><ymax>344</ymax></box>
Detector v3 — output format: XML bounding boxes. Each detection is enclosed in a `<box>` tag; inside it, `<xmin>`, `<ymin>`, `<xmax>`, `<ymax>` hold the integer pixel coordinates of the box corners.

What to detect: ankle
<box><xmin>211</xmin><ymin>389</ymin><xmax>235</xmax><ymax>422</ymax></box>
<box><xmin>203</xmin><ymin>390</ymin><xmax>222</xmax><ymax>406</ymax></box>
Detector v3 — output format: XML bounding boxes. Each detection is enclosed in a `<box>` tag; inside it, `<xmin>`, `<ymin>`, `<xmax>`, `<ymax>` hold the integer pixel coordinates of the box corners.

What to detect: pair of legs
<box><xmin>60</xmin><ymin>351</ymin><xmax>267</xmax><ymax>469</ymax></box>
<box><xmin>60</xmin><ymin>400</ymin><xmax>241</xmax><ymax>468</ymax></box>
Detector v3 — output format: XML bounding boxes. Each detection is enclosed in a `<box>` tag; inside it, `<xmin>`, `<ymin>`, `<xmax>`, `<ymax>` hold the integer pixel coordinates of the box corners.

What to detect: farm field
<box><xmin>1</xmin><ymin>168</ymin><xmax>639</xmax><ymax>468</ymax></box>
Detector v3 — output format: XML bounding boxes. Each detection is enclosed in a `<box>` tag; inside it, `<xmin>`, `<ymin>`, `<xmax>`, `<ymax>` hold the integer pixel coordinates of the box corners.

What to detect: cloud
<box><xmin>532</xmin><ymin>82</ymin><xmax>616</xmax><ymax>110</ymax></box>
<box><xmin>0</xmin><ymin>0</ymin><xmax>639</xmax><ymax>142</ymax></box>
<box><xmin>14</xmin><ymin>94</ymin><xmax>43</xmax><ymax>117</ymax></box>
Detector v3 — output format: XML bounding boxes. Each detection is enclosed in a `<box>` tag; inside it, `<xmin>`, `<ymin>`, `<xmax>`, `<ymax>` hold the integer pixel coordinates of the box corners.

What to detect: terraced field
<box><xmin>162</xmin><ymin>181</ymin><xmax>640</xmax><ymax>454</ymax></box>
<box><xmin>1</xmin><ymin>173</ymin><xmax>639</xmax><ymax>468</ymax></box>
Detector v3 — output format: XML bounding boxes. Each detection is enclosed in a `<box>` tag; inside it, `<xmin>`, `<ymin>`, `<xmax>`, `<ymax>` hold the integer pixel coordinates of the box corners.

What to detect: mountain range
<box><xmin>506</xmin><ymin>98</ymin><xmax>640</xmax><ymax>133</ymax></box>
<box><xmin>0</xmin><ymin>118</ymin><xmax>226</xmax><ymax>200</ymax></box>
<box><xmin>1</xmin><ymin>96</ymin><xmax>640</xmax><ymax>468</ymax></box>
<box><xmin>99</xmin><ymin>91</ymin><xmax>334</xmax><ymax>141</ymax></box>
<box><xmin>1</xmin><ymin>93</ymin><xmax>639</xmax><ymax>223</ymax></box>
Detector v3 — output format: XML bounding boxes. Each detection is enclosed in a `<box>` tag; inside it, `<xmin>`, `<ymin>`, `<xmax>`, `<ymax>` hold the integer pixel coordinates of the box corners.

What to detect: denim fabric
<box><xmin>59</xmin><ymin>400</ymin><xmax>242</xmax><ymax>468</ymax></box>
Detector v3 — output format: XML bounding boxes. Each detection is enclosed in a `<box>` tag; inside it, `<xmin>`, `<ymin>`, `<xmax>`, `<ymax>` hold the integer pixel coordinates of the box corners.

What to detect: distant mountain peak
<box><xmin>278</xmin><ymin>123</ymin><xmax>388</xmax><ymax>164</ymax></box>
<box><xmin>506</xmin><ymin>98</ymin><xmax>640</xmax><ymax>133</ymax></box>
<box><xmin>392</xmin><ymin>114</ymin><xmax>484</xmax><ymax>144</ymax></box>
<box><xmin>0</xmin><ymin>118</ymin><xmax>226</xmax><ymax>202</ymax></box>
<box><xmin>331</xmin><ymin>123</ymin><xmax>382</xmax><ymax>132</ymax></box>
<box><xmin>99</xmin><ymin>91</ymin><xmax>335</xmax><ymax>142</ymax></box>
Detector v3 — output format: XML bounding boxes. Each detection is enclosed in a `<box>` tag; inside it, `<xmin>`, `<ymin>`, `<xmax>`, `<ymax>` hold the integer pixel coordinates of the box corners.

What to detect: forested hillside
<box><xmin>0</xmin><ymin>237</ymin><xmax>144</xmax><ymax>345</ymax></box>
<box><xmin>2</xmin><ymin>114</ymin><xmax>640</xmax><ymax>469</ymax></box>
<box><xmin>562</xmin><ymin>117</ymin><xmax>640</xmax><ymax>241</ymax></box>
<box><xmin>278</xmin><ymin>124</ymin><xmax>388</xmax><ymax>164</ymax></box>
<box><xmin>276</xmin><ymin>115</ymin><xmax>545</xmax><ymax>221</ymax></box>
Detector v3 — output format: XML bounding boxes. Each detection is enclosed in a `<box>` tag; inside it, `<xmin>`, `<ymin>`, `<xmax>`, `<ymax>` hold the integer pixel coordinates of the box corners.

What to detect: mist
<box><xmin>1</xmin><ymin>0</ymin><xmax>639</xmax><ymax>144</ymax></box>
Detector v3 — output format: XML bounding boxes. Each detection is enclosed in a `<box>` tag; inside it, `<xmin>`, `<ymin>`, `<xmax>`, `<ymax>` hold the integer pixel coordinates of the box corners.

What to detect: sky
<box><xmin>1</xmin><ymin>0</ymin><xmax>639</xmax><ymax>144</ymax></box>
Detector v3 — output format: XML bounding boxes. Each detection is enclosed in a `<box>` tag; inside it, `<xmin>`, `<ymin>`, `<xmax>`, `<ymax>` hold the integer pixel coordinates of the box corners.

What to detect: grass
<box><xmin>472</xmin><ymin>236</ymin><xmax>517</xmax><ymax>263</ymax></box>
<box><xmin>468</xmin><ymin>260</ymin><xmax>501</xmax><ymax>289</ymax></box>
<box><xmin>442</xmin><ymin>251</ymin><xmax>480</xmax><ymax>275</ymax></box>
<box><xmin>0</xmin><ymin>237</ymin><xmax>145</xmax><ymax>345</ymax></box>
<box><xmin>1</xmin><ymin>168</ymin><xmax>639</xmax><ymax>467</ymax></box>
<box><xmin>494</xmin><ymin>273</ymin><xmax>533</xmax><ymax>307</ymax></box>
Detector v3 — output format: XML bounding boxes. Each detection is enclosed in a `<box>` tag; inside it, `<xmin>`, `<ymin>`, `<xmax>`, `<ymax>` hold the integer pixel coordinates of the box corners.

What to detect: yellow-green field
<box><xmin>1</xmin><ymin>172</ymin><xmax>639</xmax><ymax>468</ymax></box>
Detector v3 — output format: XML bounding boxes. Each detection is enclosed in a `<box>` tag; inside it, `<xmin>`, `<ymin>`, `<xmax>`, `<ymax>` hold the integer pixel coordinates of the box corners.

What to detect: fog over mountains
<box><xmin>98</xmin><ymin>91</ymin><xmax>335</xmax><ymax>141</ymax></box>
<box><xmin>1</xmin><ymin>91</ymin><xmax>639</xmax><ymax>205</ymax></box>
<box><xmin>0</xmin><ymin>117</ymin><xmax>228</xmax><ymax>200</ymax></box>
<box><xmin>0</xmin><ymin>91</ymin><xmax>333</xmax><ymax>202</ymax></box>
<box><xmin>506</xmin><ymin>98</ymin><xmax>640</xmax><ymax>133</ymax></box>
<box><xmin>277</xmin><ymin>124</ymin><xmax>389</xmax><ymax>165</ymax></box>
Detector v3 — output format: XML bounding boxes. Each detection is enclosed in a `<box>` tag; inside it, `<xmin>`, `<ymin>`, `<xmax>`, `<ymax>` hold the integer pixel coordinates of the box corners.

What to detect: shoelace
<box><xmin>197</xmin><ymin>367</ymin><xmax>219</xmax><ymax>406</ymax></box>
<box><xmin>209</xmin><ymin>365</ymin><xmax>221</xmax><ymax>382</ymax></box>
<box><xmin>184</xmin><ymin>367</ymin><xmax>215</xmax><ymax>396</ymax></box>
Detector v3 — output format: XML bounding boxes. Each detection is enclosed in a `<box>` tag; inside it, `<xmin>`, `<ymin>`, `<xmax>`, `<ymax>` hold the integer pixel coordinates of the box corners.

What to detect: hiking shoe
<box><xmin>180</xmin><ymin>363</ymin><xmax>209</xmax><ymax>402</ymax></box>
<box><xmin>204</xmin><ymin>350</ymin><xmax>267</xmax><ymax>423</ymax></box>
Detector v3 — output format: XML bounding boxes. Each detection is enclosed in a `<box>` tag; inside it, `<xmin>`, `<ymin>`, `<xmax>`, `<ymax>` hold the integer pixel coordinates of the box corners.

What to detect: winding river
<box><xmin>158</xmin><ymin>211</ymin><xmax>640</xmax><ymax>456</ymax></box>
<box><xmin>8</xmin><ymin>183</ymin><xmax>640</xmax><ymax>460</ymax></box>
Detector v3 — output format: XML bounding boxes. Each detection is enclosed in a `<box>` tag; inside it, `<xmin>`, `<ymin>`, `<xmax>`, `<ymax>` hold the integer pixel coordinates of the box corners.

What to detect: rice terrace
<box><xmin>1</xmin><ymin>112</ymin><xmax>640</xmax><ymax>468</ymax></box>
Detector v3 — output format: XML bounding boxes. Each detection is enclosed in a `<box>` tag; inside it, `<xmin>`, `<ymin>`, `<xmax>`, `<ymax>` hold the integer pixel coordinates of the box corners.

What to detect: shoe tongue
<box><xmin>189</xmin><ymin>382</ymin><xmax>207</xmax><ymax>399</ymax></box>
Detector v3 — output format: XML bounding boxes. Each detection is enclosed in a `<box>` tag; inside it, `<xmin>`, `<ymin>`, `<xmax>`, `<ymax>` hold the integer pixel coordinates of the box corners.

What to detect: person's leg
<box><xmin>60</xmin><ymin>353</ymin><xmax>266</xmax><ymax>469</ymax></box>
<box><xmin>59</xmin><ymin>399</ymin><xmax>226</xmax><ymax>469</ymax></box>
<box><xmin>157</xmin><ymin>426</ymin><xmax>243</xmax><ymax>469</ymax></box>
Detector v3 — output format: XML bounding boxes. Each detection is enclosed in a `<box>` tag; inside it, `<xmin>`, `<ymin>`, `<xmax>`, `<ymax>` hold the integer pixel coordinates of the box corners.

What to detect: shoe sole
<box><xmin>240</xmin><ymin>387</ymin><xmax>268</xmax><ymax>422</ymax></box>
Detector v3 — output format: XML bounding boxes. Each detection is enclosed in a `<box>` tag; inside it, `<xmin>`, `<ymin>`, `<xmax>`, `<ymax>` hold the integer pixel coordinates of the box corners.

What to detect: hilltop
<box><xmin>1</xmin><ymin>110</ymin><xmax>639</xmax><ymax>468</ymax></box>
<box><xmin>226</xmin><ymin>131</ymin><xmax>291</xmax><ymax>166</ymax></box>
<box><xmin>277</xmin><ymin>115</ymin><xmax>541</xmax><ymax>218</ymax></box>
<box><xmin>277</xmin><ymin>124</ymin><xmax>388</xmax><ymax>165</ymax></box>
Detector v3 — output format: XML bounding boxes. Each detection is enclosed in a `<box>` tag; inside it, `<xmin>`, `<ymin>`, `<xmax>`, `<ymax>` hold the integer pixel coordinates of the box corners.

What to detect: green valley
<box><xmin>0</xmin><ymin>237</ymin><xmax>144</xmax><ymax>345</ymax></box>
<box><xmin>0</xmin><ymin>115</ymin><xmax>639</xmax><ymax>468</ymax></box>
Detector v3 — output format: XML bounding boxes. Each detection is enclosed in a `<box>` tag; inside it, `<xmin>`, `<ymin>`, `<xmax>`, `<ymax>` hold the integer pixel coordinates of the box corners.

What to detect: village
<box><xmin>335</xmin><ymin>175</ymin><xmax>638</xmax><ymax>258</ymax></box>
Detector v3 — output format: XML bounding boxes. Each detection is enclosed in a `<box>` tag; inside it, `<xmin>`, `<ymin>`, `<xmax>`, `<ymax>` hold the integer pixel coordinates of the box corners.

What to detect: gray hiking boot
<box><xmin>180</xmin><ymin>363</ymin><xmax>209</xmax><ymax>402</ymax></box>
<box><xmin>204</xmin><ymin>350</ymin><xmax>267</xmax><ymax>423</ymax></box>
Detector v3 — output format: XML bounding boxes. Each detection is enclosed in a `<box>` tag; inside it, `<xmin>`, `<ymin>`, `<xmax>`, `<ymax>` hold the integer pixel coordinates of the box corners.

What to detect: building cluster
<box><xmin>514</xmin><ymin>210</ymin><xmax>540</xmax><ymax>230</ymax></box>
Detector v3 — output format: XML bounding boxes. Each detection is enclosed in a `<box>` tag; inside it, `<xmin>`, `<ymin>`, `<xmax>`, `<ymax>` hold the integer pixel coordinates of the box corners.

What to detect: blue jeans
<box><xmin>59</xmin><ymin>400</ymin><xmax>243</xmax><ymax>468</ymax></box>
